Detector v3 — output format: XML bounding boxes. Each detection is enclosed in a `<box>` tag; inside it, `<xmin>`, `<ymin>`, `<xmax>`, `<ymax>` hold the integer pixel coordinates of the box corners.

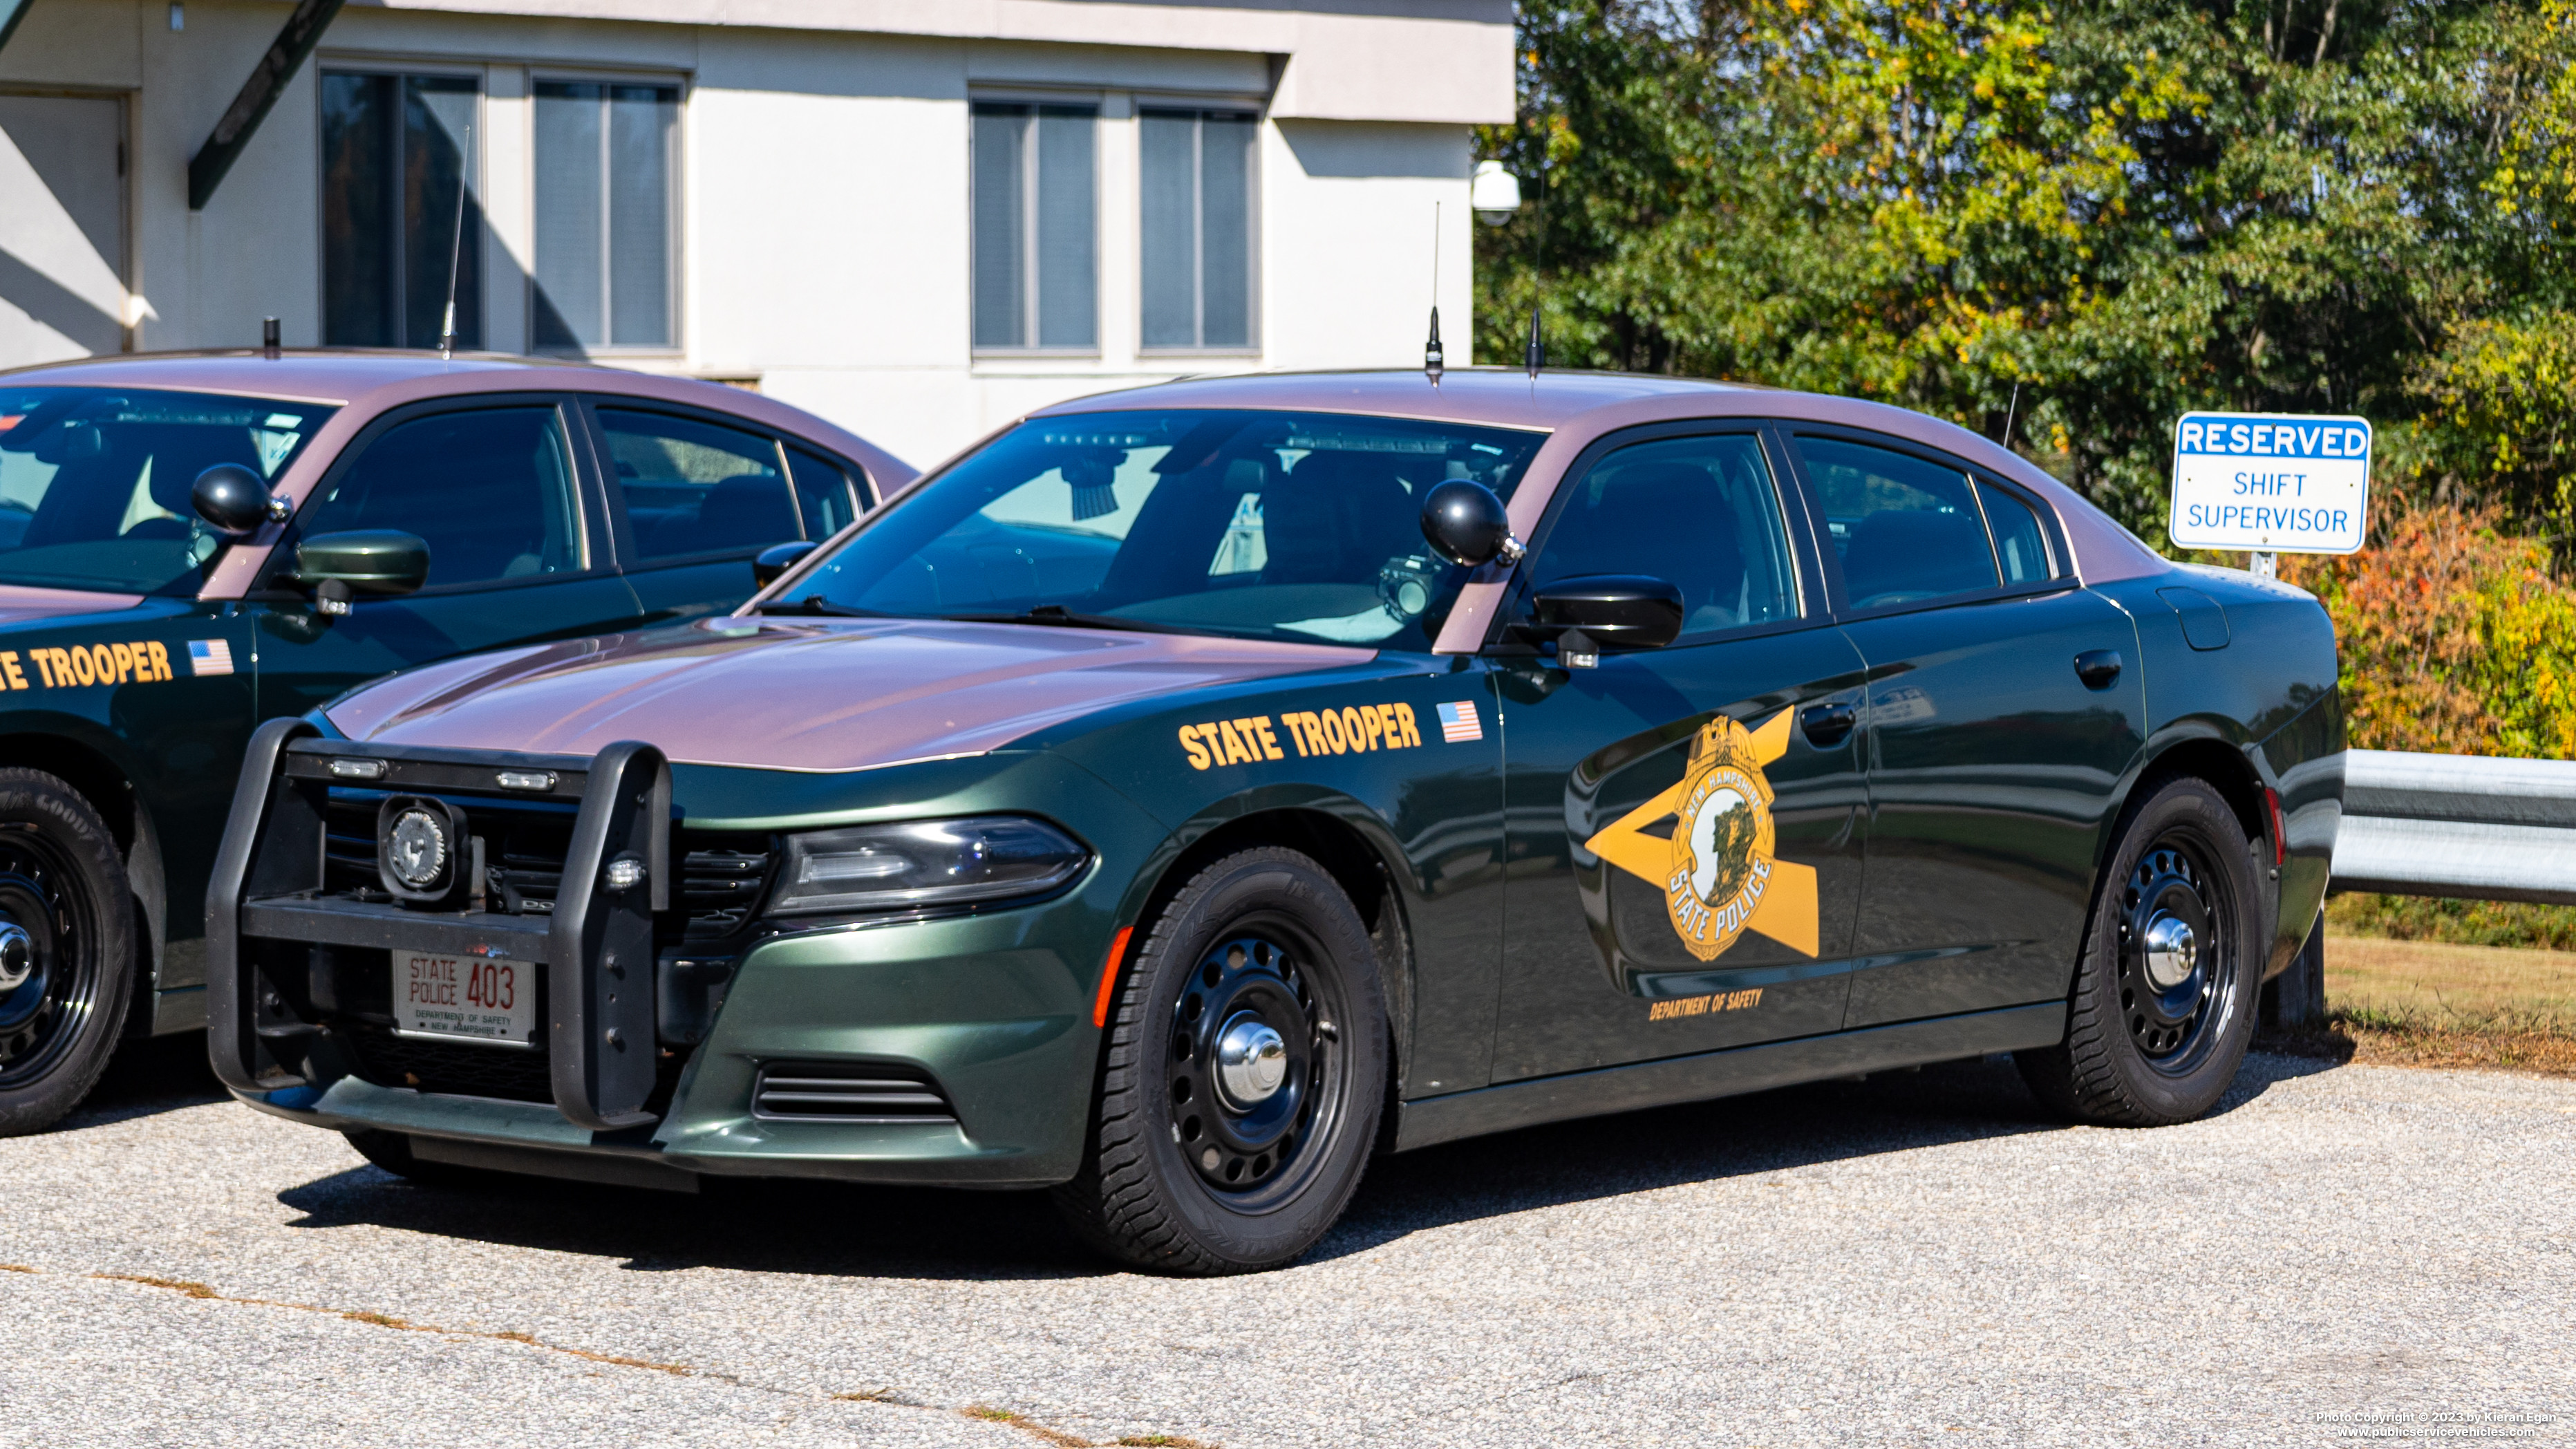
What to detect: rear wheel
<box><xmin>0</xmin><ymin>770</ymin><xmax>135</xmax><ymax>1137</ymax></box>
<box><xmin>2018</xmin><ymin>776</ymin><xmax>2259</xmax><ymax>1125</ymax></box>
<box><xmin>1053</xmin><ymin>847</ymin><xmax>1387</xmax><ymax>1275</ymax></box>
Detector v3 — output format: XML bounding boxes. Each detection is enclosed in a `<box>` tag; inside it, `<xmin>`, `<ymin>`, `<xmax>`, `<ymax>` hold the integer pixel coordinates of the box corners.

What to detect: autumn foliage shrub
<box><xmin>2284</xmin><ymin>502</ymin><xmax>2576</xmax><ymax>951</ymax></box>
<box><xmin>2280</xmin><ymin>503</ymin><xmax>2576</xmax><ymax>758</ymax></box>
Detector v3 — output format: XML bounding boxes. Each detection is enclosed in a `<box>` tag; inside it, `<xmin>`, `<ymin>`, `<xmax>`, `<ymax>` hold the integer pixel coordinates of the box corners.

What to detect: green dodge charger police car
<box><xmin>0</xmin><ymin>350</ymin><xmax>906</xmax><ymax>1134</ymax></box>
<box><xmin>210</xmin><ymin>368</ymin><xmax>2342</xmax><ymax>1274</ymax></box>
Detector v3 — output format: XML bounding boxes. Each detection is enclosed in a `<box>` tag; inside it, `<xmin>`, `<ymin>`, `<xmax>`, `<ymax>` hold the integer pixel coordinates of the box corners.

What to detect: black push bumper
<box><xmin>207</xmin><ymin>718</ymin><xmax>673</xmax><ymax>1130</ymax></box>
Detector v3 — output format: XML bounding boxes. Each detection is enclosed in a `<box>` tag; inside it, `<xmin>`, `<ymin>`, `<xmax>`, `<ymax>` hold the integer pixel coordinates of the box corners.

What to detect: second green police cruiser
<box><xmin>210</xmin><ymin>368</ymin><xmax>2342</xmax><ymax>1275</ymax></box>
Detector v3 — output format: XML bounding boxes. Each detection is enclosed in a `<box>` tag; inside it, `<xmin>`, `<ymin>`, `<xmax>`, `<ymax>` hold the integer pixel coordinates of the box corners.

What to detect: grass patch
<box><xmin>2261</xmin><ymin>935</ymin><xmax>2576</xmax><ymax>1075</ymax></box>
<box><xmin>2327</xmin><ymin>892</ymin><xmax>2576</xmax><ymax>951</ymax></box>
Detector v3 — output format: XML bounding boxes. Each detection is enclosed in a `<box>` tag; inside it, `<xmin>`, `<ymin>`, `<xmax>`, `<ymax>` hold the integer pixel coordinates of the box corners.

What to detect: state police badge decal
<box><xmin>1583</xmin><ymin>707</ymin><xmax>1822</xmax><ymax>964</ymax></box>
<box><xmin>1665</xmin><ymin>716</ymin><xmax>1777</xmax><ymax>961</ymax></box>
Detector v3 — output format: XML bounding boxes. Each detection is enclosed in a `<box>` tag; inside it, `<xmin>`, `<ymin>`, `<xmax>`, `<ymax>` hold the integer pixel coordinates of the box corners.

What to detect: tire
<box><xmin>1052</xmin><ymin>847</ymin><xmax>1389</xmax><ymax>1275</ymax></box>
<box><xmin>2018</xmin><ymin>776</ymin><xmax>2261</xmax><ymax>1125</ymax></box>
<box><xmin>0</xmin><ymin>769</ymin><xmax>137</xmax><ymax>1137</ymax></box>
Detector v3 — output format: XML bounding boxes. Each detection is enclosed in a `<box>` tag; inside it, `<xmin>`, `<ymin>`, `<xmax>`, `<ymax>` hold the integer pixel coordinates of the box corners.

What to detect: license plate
<box><xmin>393</xmin><ymin>953</ymin><xmax>536</xmax><ymax>1047</ymax></box>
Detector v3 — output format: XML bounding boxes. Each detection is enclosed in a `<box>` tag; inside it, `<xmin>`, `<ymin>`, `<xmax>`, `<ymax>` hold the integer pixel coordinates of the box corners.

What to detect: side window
<box><xmin>1797</xmin><ymin>437</ymin><xmax>1999</xmax><ymax>610</ymax></box>
<box><xmin>1530</xmin><ymin>433</ymin><xmax>1803</xmax><ymax>640</ymax></box>
<box><xmin>597</xmin><ymin>409</ymin><xmax>798</xmax><ymax>561</ymax></box>
<box><xmin>299</xmin><ymin>406</ymin><xmax>581</xmax><ymax>588</ymax></box>
<box><xmin>786</xmin><ymin>445</ymin><xmax>863</xmax><ymax>538</ymax></box>
<box><xmin>1977</xmin><ymin>480</ymin><xmax>2054</xmax><ymax>583</ymax></box>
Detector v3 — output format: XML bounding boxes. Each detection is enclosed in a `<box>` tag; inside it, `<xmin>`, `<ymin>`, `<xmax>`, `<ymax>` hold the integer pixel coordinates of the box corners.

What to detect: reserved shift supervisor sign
<box><xmin>2168</xmin><ymin>410</ymin><xmax>2371</xmax><ymax>554</ymax></box>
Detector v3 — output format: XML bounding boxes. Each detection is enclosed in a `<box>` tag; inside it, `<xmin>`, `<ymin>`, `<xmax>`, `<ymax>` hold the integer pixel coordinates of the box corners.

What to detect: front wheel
<box><xmin>0</xmin><ymin>769</ymin><xmax>135</xmax><ymax>1137</ymax></box>
<box><xmin>2018</xmin><ymin>776</ymin><xmax>2260</xmax><ymax>1125</ymax></box>
<box><xmin>1053</xmin><ymin>847</ymin><xmax>1388</xmax><ymax>1275</ymax></box>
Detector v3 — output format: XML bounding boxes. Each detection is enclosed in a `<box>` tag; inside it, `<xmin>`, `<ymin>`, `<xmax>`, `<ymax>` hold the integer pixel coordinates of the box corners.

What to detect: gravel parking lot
<box><xmin>0</xmin><ymin>1045</ymin><xmax>2566</xmax><ymax>1449</ymax></box>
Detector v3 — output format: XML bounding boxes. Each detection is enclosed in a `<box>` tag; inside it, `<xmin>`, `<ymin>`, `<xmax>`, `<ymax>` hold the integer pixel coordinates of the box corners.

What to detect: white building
<box><xmin>0</xmin><ymin>0</ymin><xmax>1513</xmax><ymax>467</ymax></box>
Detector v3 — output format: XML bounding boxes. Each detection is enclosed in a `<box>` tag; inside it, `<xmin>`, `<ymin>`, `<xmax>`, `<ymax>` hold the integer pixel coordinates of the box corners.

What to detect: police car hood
<box><xmin>0</xmin><ymin>584</ymin><xmax>147</xmax><ymax>626</ymax></box>
<box><xmin>323</xmin><ymin>617</ymin><xmax>1373</xmax><ymax>772</ymax></box>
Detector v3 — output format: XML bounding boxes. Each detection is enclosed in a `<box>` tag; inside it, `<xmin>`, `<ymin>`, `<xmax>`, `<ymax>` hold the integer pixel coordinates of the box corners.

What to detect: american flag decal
<box><xmin>187</xmin><ymin>639</ymin><xmax>234</xmax><ymax>677</ymax></box>
<box><xmin>1436</xmin><ymin>700</ymin><xmax>1483</xmax><ymax>744</ymax></box>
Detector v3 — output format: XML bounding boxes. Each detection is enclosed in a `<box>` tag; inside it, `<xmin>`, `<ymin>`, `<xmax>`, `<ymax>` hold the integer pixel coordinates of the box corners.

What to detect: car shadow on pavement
<box><xmin>1308</xmin><ymin>1049</ymin><xmax>2340</xmax><ymax>1264</ymax></box>
<box><xmin>267</xmin><ymin>1050</ymin><xmax>2345</xmax><ymax>1280</ymax></box>
<box><xmin>57</xmin><ymin>1033</ymin><xmax>229</xmax><ymax>1130</ymax></box>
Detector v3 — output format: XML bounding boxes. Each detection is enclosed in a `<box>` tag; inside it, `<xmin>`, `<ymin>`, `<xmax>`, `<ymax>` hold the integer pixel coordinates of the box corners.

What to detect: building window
<box><xmin>533</xmin><ymin>81</ymin><xmax>678</xmax><ymax>352</ymax></box>
<box><xmin>321</xmin><ymin>73</ymin><xmax>480</xmax><ymax>349</ymax></box>
<box><xmin>972</xmin><ymin>102</ymin><xmax>1097</xmax><ymax>352</ymax></box>
<box><xmin>1140</xmin><ymin>109</ymin><xmax>1256</xmax><ymax>351</ymax></box>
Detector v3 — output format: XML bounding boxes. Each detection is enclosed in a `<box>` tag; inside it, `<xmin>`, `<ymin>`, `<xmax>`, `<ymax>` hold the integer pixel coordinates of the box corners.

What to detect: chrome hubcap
<box><xmin>2141</xmin><ymin>913</ymin><xmax>2198</xmax><ymax>991</ymax></box>
<box><xmin>1214</xmin><ymin>1014</ymin><xmax>1288</xmax><ymax>1107</ymax></box>
<box><xmin>0</xmin><ymin>922</ymin><xmax>30</xmax><ymax>993</ymax></box>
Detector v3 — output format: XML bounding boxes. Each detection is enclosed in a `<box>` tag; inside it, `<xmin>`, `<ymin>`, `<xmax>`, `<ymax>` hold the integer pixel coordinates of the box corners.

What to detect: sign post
<box><xmin>2169</xmin><ymin>411</ymin><xmax>2371</xmax><ymax>572</ymax></box>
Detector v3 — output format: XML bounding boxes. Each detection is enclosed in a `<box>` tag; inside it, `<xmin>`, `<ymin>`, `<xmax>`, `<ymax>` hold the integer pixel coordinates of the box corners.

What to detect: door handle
<box><xmin>2074</xmin><ymin>648</ymin><xmax>2123</xmax><ymax>690</ymax></box>
<box><xmin>1800</xmin><ymin>701</ymin><xmax>1856</xmax><ymax>748</ymax></box>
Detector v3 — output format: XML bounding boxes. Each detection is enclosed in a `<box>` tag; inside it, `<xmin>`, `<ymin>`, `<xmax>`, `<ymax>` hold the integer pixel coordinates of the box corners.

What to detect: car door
<box><xmin>1783</xmin><ymin>428</ymin><xmax>2146</xmax><ymax>1027</ymax></box>
<box><xmin>1489</xmin><ymin>424</ymin><xmax>1872</xmax><ymax>1082</ymax></box>
<box><xmin>586</xmin><ymin>402</ymin><xmax>869</xmax><ymax>628</ymax></box>
<box><xmin>250</xmin><ymin>395</ymin><xmax>641</xmax><ymax>720</ymax></box>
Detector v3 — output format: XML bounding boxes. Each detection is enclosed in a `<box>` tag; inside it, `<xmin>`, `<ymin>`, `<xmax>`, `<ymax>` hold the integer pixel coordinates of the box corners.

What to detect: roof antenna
<box><xmin>2002</xmin><ymin>381</ymin><xmax>2021</xmax><ymax>449</ymax></box>
<box><xmin>261</xmin><ymin>316</ymin><xmax>280</xmax><ymax>360</ymax></box>
<box><xmin>1425</xmin><ymin>201</ymin><xmax>1445</xmax><ymax>384</ymax></box>
<box><xmin>438</xmin><ymin>123</ymin><xmax>472</xmax><ymax>362</ymax></box>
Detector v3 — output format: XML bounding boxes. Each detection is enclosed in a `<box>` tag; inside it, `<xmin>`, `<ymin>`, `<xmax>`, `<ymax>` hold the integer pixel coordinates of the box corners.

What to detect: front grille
<box><xmin>753</xmin><ymin>1061</ymin><xmax>957</xmax><ymax>1123</ymax></box>
<box><xmin>344</xmin><ymin>1023</ymin><xmax>556</xmax><ymax>1104</ymax></box>
<box><xmin>677</xmin><ymin>844</ymin><xmax>772</xmax><ymax>940</ymax></box>
<box><xmin>341</xmin><ymin>1022</ymin><xmax>696</xmax><ymax>1112</ymax></box>
<box><xmin>325</xmin><ymin>787</ymin><xmax>773</xmax><ymax>938</ymax></box>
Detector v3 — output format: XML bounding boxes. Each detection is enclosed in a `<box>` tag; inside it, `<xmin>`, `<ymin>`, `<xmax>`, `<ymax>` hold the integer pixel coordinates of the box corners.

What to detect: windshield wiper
<box><xmin>937</xmin><ymin>604</ymin><xmax>1188</xmax><ymax>635</ymax></box>
<box><xmin>754</xmin><ymin>595</ymin><xmax>878</xmax><ymax>617</ymax></box>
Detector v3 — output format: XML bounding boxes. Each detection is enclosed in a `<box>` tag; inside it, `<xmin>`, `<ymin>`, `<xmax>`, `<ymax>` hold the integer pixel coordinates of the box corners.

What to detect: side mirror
<box><xmin>295</xmin><ymin>530</ymin><xmax>430</xmax><ymax>613</ymax></box>
<box><xmin>753</xmin><ymin>540</ymin><xmax>819</xmax><ymax>588</ymax></box>
<box><xmin>1531</xmin><ymin>574</ymin><xmax>1684</xmax><ymax>652</ymax></box>
<box><xmin>1420</xmin><ymin>480</ymin><xmax>1525</xmax><ymax>568</ymax></box>
<box><xmin>192</xmin><ymin>464</ymin><xmax>276</xmax><ymax>536</ymax></box>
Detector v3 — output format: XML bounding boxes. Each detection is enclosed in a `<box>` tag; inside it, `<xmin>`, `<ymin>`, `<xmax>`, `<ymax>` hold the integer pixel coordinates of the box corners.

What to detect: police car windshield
<box><xmin>0</xmin><ymin>387</ymin><xmax>335</xmax><ymax>595</ymax></box>
<box><xmin>778</xmin><ymin>409</ymin><xmax>1546</xmax><ymax>649</ymax></box>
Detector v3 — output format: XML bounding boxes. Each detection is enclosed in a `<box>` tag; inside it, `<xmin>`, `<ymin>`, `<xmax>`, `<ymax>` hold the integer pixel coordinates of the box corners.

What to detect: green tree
<box><xmin>1479</xmin><ymin>0</ymin><xmax>2576</xmax><ymax>547</ymax></box>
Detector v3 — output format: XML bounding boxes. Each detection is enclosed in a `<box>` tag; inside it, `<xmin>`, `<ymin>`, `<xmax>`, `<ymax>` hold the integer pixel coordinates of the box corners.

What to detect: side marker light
<box><xmin>1092</xmin><ymin>926</ymin><xmax>1135</xmax><ymax>1030</ymax></box>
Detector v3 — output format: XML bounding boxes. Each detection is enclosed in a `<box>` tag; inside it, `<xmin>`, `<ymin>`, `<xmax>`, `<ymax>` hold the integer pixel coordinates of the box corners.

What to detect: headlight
<box><xmin>770</xmin><ymin>816</ymin><xmax>1089</xmax><ymax>916</ymax></box>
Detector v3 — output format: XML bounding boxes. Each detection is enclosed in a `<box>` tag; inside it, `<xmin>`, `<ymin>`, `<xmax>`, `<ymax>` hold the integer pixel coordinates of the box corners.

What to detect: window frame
<box><xmin>574</xmin><ymin>395</ymin><xmax>866</xmax><ymax>572</ymax></box>
<box><xmin>312</xmin><ymin>63</ymin><xmax>487</xmax><ymax>352</ymax></box>
<box><xmin>1134</xmin><ymin>103</ymin><xmax>1263</xmax><ymax>357</ymax></box>
<box><xmin>257</xmin><ymin>393</ymin><xmax>612</xmax><ymax>599</ymax></box>
<box><xmin>968</xmin><ymin>94</ymin><xmax>1103</xmax><ymax>357</ymax></box>
<box><xmin>1774</xmin><ymin>423</ymin><xmax>2074</xmax><ymax>624</ymax></box>
<box><xmin>1483</xmin><ymin>420</ymin><xmax>1835</xmax><ymax>655</ymax></box>
<box><xmin>527</xmin><ymin>70</ymin><xmax>688</xmax><ymax>357</ymax></box>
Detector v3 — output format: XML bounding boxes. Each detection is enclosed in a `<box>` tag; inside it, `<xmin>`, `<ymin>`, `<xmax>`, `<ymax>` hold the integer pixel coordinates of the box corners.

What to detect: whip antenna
<box><xmin>1425</xmin><ymin>201</ymin><xmax>1444</xmax><ymax>383</ymax></box>
<box><xmin>438</xmin><ymin>123</ymin><xmax>471</xmax><ymax>361</ymax></box>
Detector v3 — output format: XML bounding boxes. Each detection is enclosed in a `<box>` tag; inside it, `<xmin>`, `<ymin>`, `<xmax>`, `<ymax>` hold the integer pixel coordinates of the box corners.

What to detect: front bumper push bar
<box><xmin>207</xmin><ymin>717</ymin><xmax>673</xmax><ymax>1131</ymax></box>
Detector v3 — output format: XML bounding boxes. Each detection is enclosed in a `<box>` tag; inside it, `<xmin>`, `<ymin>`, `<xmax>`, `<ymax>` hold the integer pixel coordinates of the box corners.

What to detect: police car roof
<box><xmin>0</xmin><ymin>348</ymin><xmax>911</xmax><ymax>488</ymax></box>
<box><xmin>1033</xmin><ymin>367</ymin><xmax>2168</xmax><ymax>586</ymax></box>
<box><xmin>0</xmin><ymin>348</ymin><xmax>595</xmax><ymax>406</ymax></box>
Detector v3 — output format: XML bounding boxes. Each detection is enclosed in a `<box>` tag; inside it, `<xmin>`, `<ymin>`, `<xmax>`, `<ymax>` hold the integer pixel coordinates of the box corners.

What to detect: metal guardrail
<box><xmin>2331</xmin><ymin>749</ymin><xmax>2576</xmax><ymax>906</ymax></box>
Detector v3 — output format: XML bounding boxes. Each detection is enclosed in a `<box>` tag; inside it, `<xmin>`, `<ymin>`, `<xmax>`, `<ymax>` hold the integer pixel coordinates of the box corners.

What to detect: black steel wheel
<box><xmin>1054</xmin><ymin>846</ymin><xmax>1386</xmax><ymax>1275</ymax></box>
<box><xmin>0</xmin><ymin>769</ymin><xmax>135</xmax><ymax>1137</ymax></box>
<box><xmin>2018</xmin><ymin>776</ymin><xmax>2259</xmax><ymax>1125</ymax></box>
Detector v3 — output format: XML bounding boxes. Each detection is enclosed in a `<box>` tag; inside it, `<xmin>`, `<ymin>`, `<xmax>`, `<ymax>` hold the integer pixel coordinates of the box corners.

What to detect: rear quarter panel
<box><xmin>2094</xmin><ymin>565</ymin><xmax>2342</xmax><ymax>980</ymax></box>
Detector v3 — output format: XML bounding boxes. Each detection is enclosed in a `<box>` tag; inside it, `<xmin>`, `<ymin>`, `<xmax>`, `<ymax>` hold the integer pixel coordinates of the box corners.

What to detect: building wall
<box><xmin>0</xmin><ymin>0</ymin><xmax>1507</xmax><ymax>469</ymax></box>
